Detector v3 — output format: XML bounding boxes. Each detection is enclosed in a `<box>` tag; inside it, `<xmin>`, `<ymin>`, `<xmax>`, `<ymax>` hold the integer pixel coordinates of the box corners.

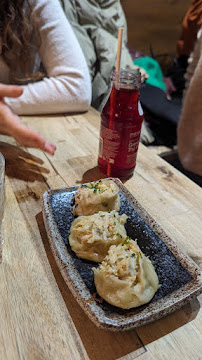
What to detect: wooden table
<box><xmin>0</xmin><ymin>107</ymin><xmax>201</xmax><ymax>360</ymax></box>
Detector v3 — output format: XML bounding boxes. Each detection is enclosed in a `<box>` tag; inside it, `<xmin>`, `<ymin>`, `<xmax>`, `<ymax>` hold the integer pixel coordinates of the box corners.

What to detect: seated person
<box><xmin>177</xmin><ymin>0</ymin><xmax>202</xmax><ymax>59</ymax></box>
<box><xmin>60</xmin><ymin>0</ymin><xmax>151</xmax><ymax>143</ymax></box>
<box><xmin>0</xmin><ymin>0</ymin><xmax>91</xmax><ymax>115</ymax></box>
<box><xmin>177</xmin><ymin>27</ymin><xmax>202</xmax><ymax>176</ymax></box>
<box><xmin>60</xmin><ymin>0</ymin><xmax>147</xmax><ymax>111</ymax></box>
<box><xmin>167</xmin><ymin>0</ymin><xmax>202</xmax><ymax>97</ymax></box>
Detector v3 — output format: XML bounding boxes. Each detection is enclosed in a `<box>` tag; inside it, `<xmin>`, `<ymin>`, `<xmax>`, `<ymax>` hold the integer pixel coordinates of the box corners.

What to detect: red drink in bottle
<box><xmin>98</xmin><ymin>68</ymin><xmax>143</xmax><ymax>178</ymax></box>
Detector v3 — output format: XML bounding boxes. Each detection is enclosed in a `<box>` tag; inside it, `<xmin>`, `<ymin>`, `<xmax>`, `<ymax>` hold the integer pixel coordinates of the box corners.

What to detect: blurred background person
<box><xmin>177</xmin><ymin>26</ymin><xmax>202</xmax><ymax>176</ymax></box>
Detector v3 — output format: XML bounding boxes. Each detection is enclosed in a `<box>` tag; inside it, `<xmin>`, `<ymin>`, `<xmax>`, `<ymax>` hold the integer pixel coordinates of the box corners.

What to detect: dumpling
<box><xmin>93</xmin><ymin>238</ymin><xmax>159</xmax><ymax>309</ymax></box>
<box><xmin>69</xmin><ymin>211</ymin><xmax>127</xmax><ymax>262</ymax></box>
<box><xmin>72</xmin><ymin>179</ymin><xmax>120</xmax><ymax>216</ymax></box>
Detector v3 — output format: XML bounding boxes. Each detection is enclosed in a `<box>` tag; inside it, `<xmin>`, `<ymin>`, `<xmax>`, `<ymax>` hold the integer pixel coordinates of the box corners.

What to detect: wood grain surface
<box><xmin>0</xmin><ymin>107</ymin><xmax>201</xmax><ymax>360</ymax></box>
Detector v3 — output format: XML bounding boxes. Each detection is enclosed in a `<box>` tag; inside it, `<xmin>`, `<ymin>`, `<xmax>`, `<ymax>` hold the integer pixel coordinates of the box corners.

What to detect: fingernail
<box><xmin>44</xmin><ymin>142</ymin><xmax>56</xmax><ymax>155</ymax></box>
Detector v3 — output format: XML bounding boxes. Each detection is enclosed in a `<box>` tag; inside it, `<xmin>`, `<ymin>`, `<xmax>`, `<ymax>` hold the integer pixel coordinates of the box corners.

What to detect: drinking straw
<box><xmin>107</xmin><ymin>27</ymin><xmax>123</xmax><ymax>177</ymax></box>
<box><xmin>115</xmin><ymin>27</ymin><xmax>123</xmax><ymax>88</ymax></box>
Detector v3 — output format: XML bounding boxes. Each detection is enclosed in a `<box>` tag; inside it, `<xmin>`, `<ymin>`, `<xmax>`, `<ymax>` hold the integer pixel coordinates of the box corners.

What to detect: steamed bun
<box><xmin>72</xmin><ymin>179</ymin><xmax>120</xmax><ymax>216</ymax></box>
<box><xmin>69</xmin><ymin>211</ymin><xmax>127</xmax><ymax>262</ymax></box>
<box><xmin>93</xmin><ymin>238</ymin><xmax>159</xmax><ymax>309</ymax></box>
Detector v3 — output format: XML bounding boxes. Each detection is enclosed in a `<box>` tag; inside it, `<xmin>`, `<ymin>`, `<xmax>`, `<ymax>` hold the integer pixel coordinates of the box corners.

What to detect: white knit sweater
<box><xmin>0</xmin><ymin>0</ymin><xmax>92</xmax><ymax>115</ymax></box>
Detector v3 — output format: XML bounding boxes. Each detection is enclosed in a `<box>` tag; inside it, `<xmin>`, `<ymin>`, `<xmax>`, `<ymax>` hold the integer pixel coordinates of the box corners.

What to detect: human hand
<box><xmin>0</xmin><ymin>84</ymin><xmax>56</xmax><ymax>155</ymax></box>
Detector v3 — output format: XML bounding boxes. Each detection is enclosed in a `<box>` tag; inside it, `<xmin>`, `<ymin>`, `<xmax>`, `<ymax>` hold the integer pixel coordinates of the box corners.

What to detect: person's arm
<box><xmin>177</xmin><ymin>50</ymin><xmax>202</xmax><ymax>175</ymax></box>
<box><xmin>5</xmin><ymin>0</ymin><xmax>91</xmax><ymax>115</ymax></box>
<box><xmin>0</xmin><ymin>84</ymin><xmax>56</xmax><ymax>154</ymax></box>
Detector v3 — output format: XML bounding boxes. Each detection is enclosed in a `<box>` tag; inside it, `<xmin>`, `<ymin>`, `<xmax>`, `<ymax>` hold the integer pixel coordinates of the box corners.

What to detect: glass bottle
<box><xmin>98</xmin><ymin>68</ymin><xmax>143</xmax><ymax>179</ymax></box>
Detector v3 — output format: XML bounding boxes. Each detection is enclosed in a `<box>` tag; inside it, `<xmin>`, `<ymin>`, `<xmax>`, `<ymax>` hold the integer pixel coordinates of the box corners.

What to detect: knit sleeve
<box><xmin>177</xmin><ymin>28</ymin><xmax>202</xmax><ymax>175</ymax></box>
<box><xmin>5</xmin><ymin>0</ymin><xmax>91</xmax><ymax>115</ymax></box>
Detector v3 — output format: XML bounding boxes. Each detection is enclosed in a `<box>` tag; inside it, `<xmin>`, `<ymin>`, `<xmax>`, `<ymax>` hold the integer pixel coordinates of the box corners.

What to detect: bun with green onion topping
<box><xmin>69</xmin><ymin>211</ymin><xmax>127</xmax><ymax>262</ymax></box>
<box><xmin>72</xmin><ymin>179</ymin><xmax>120</xmax><ymax>216</ymax></box>
<box><xmin>93</xmin><ymin>238</ymin><xmax>159</xmax><ymax>309</ymax></box>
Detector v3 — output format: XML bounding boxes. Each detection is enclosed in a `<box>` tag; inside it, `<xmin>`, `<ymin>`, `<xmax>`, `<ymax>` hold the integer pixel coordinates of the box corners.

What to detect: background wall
<box><xmin>121</xmin><ymin>0</ymin><xmax>192</xmax><ymax>57</ymax></box>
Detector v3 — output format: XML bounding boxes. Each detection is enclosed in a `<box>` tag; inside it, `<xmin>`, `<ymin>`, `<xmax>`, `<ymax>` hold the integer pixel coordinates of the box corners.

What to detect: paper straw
<box><xmin>107</xmin><ymin>27</ymin><xmax>123</xmax><ymax>177</ymax></box>
<box><xmin>115</xmin><ymin>27</ymin><xmax>123</xmax><ymax>88</ymax></box>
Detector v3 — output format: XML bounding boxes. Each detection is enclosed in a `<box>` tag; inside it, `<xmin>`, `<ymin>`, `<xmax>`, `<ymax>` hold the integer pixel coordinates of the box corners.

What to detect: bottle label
<box><xmin>99</xmin><ymin>124</ymin><xmax>141</xmax><ymax>167</ymax></box>
<box><xmin>99</xmin><ymin>126</ymin><xmax>120</xmax><ymax>161</ymax></box>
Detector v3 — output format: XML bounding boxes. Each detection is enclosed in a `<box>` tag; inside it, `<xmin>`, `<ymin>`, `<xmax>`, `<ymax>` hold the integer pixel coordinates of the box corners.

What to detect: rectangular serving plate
<box><xmin>42</xmin><ymin>178</ymin><xmax>202</xmax><ymax>331</ymax></box>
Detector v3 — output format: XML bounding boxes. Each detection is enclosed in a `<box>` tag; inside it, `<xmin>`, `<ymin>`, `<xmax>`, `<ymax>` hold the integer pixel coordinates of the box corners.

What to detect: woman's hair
<box><xmin>0</xmin><ymin>0</ymin><xmax>42</xmax><ymax>82</ymax></box>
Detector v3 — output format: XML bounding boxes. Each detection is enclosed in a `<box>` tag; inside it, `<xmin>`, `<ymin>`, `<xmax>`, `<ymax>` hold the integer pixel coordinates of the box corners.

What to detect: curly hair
<box><xmin>0</xmin><ymin>0</ymin><xmax>42</xmax><ymax>82</ymax></box>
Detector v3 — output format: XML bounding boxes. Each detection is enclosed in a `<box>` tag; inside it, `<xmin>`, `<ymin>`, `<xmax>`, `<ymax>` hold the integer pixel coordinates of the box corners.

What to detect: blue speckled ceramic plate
<box><xmin>42</xmin><ymin>178</ymin><xmax>202</xmax><ymax>331</ymax></box>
